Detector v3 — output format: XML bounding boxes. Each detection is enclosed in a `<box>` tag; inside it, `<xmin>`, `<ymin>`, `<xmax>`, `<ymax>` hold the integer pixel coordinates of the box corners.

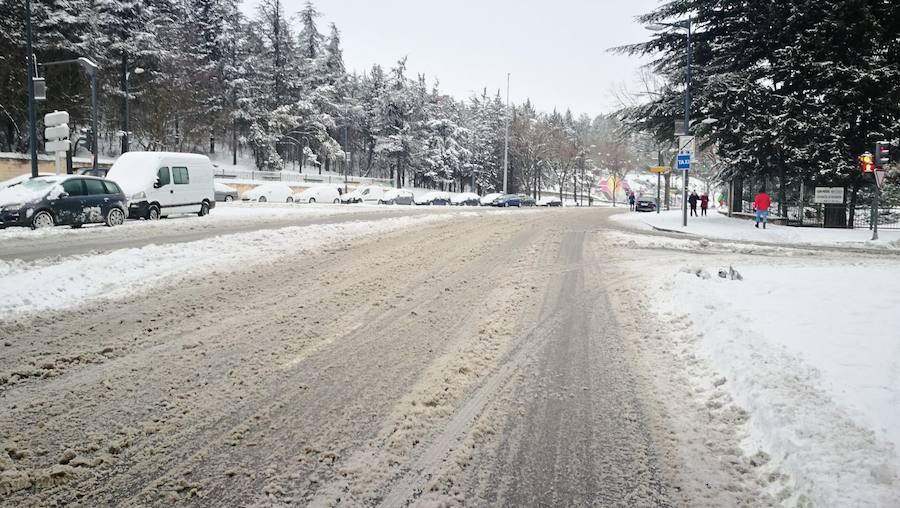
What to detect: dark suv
<box><xmin>0</xmin><ymin>175</ymin><xmax>128</xmax><ymax>229</ymax></box>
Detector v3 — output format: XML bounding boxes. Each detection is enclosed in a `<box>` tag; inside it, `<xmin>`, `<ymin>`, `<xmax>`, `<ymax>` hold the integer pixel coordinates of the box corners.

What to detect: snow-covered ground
<box><xmin>0</xmin><ymin>212</ymin><xmax>471</xmax><ymax>320</ymax></box>
<box><xmin>611</xmin><ymin>231</ymin><xmax>900</xmax><ymax>505</ymax></box>
<box><xmin>613</xmin><ymin>209</ymin><xmax>900</xmax><ymax>248</ymax></box>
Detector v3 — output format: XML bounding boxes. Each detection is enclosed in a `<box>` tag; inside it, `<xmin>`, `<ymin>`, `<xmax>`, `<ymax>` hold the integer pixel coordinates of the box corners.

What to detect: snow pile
<box><xmin>0</xmin><ymin>214</ymin><xmax>460</xmax><ymax>320</ymax></box>
<box><xmin>629</xmin><ymin>251</ymin><xmax>900</xmax><ymax>504</ymax></box>
<box><xmin>612</xmin><ymin>209</ymin><xmax>900</xmax><ymax>247</ymax></box>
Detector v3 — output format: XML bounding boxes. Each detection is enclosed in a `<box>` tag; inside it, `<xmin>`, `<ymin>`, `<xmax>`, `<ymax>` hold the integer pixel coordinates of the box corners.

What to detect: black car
<box><xmin>520</xmin><ymin>195</ymin><xmax>537</xmax><ymax>207</ymax></box>
<box><xmin>0</xmin><ymin>175</ymin><xmax>128</xmax><ymax>229</ymax></box>
<box><xmin>635</xmin><ymin>196</ymin><xmax>658</xmax><ymax>212</ymax></box>
<box><xmin>492</xmin><ymin>194</ymin><xmax>523</xmax><ymax>207</ymax></box>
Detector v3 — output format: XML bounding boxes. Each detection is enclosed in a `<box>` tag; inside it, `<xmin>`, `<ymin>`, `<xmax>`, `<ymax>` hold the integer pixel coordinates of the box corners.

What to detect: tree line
<box><xmin>0</xmin><ymin>0</ymin><xmax>658</xmax><ymax>197</ymax></box>
<box><xmin>617</xmin><ymin>0</ymin><xmax>900</xmax><ymax>216</ymax></box>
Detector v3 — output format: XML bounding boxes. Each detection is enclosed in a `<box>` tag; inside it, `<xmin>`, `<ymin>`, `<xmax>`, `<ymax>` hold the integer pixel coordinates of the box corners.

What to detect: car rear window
<box><xmin>62</xmin><ymin>179</ymin><xmax>85</xmax><ymax>196</ymax></box>
<box><xmin>103</xmin><ymin>181</ymin><xmax>121</xmax><ymax>194</ymax></box>
<box><xmin>84</xmin><ymin>179</ymin><xmax>106</xmax><ymax>195</ymax></box>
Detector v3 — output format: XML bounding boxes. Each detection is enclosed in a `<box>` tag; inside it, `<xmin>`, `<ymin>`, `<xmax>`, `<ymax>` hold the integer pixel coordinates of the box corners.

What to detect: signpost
<box><xmin>677</xmin><ymin>135</ymin><xmax>694</xmax><ymax>226</ymax></box>
<box><xmin>813</xmin><ymin>187</ymin><xmax>844</xmax><ymax>204</ymax></box>
<box><xmin>44</xmin><ymin>110</ymin><xmax>70</xmax><ymax>174</ymax></box>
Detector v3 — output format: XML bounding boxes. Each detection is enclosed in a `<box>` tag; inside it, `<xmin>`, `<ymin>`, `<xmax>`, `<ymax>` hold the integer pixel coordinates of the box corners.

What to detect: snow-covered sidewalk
<box><xmin>612</xmin><ymin>231</ymin><xmax>900</xmax><ymax>504</ymax></box>
<box><xmin>0</xmin><ymin>213</ymin><xmax>466</xmax><ymax>320</ymax></box>
<box><xmin>612</xmin><ymin>209</ymin><xmax>900</xmax><ymax>248</ymax></box>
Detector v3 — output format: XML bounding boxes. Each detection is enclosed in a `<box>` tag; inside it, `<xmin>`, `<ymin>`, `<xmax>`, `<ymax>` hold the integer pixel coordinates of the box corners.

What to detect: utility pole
<box><xmin>25</xmin><ymin>0</ymin><xmax>39</xmax><ymax>178</ymax></box>
<box><xmin>503</xmin><ymin>73</ymin><xmax>510</xmax><ymax>194</ymax></box>
<box><xmin>682</xmin><ymin>18</ymin><xmax>692</xmax><ymax>228</ymax></box>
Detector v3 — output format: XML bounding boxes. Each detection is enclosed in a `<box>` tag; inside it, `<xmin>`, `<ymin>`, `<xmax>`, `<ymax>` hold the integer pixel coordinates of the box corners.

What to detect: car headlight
<box><xmin>131</xmin><ymin>191</ymin><xmax>146</xmax><ymax>201</ymax></box>
<box><xmin>1</xmin><ymin>203</ymin><xmax>23</xmax><ymax>212</ymax></box>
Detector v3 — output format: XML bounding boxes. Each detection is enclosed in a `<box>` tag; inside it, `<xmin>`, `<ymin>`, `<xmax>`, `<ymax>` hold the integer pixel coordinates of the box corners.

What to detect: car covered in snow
<box><xmin>537</xmin><ymin>196</ymin><xmax>563</xmax><ymax>207</ymax></box>
<box><xmin>293</xmin><ymin>184</ymin><xmax>342</xmax><ymax>204</ymax></box>
<box><xmin>0</xmin><ymin>172</ymin><xmax>54</xmax><ymax>191</ymax></box>
<box><xmin>215</xmin><ymin>182</ymin><xmax>238</xmax><ymax>202</ymax></box>
<box><xmin>107</xmin><ymin>152</ymin><xmax>216</xmax><ymax>220</ymax></box>
<box><xmin>242</xmin><ymin>183</ymin><xmax>295</xmax><ymax>203</ymax></box>
<box><xmin>480</xmin><ymin>192</ymin><xmax>502</xmax><ymax>206</ymax></box>
<box><xmin>379</xmin><ymin>188</ymin><xmax>415</xmax><ymax>205</ymax></box>
<box><xmin>451</xmin><ymin>192</ymin><xmax>481</xmax><ymax>206</ymax></box>
<box><xmin>414</xmin><ymin>191</ymin><xmax>451</xmax><ymax>206</ymax></box>
<box><xmin>0</xmin><ymin>175</ymin><xmax>128</xmax><ymax>229</ymax></box>
<box><xmin>340</xmin><ymin>185</ymin><xmax>386</xmax><ymax>204</ymax></box>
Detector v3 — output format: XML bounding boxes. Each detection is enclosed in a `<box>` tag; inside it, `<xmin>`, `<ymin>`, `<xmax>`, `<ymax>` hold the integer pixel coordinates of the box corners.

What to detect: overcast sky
<box><xmin>241</xmin><ymin>0</ymin><xmax>658</xmax><ymax>118</ymax></box>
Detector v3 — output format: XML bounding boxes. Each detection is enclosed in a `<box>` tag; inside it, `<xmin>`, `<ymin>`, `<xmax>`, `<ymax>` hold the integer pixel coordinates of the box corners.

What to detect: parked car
<box><xmin>341</xmin><ymin>185</ymin><xmax>387</xmax><ymax>204</ymax></box>
<box><xmin>635</xmin><ymin>196</ymin><xmax>658</xmax><ymax>212</ymax></box>
<box><xmin>215</xmin><ymin>182</ymin><xmax>238</xmax><ymax>202</ymax></box>
<box><xmin>0</xmin><ymin>175</ymin><xmax>127</xmax><ymax>229</ymax></box>
<box><xmin>492</xmin><ymin>194</ymin><xmax>524</xmax><ymax>207</ymax></box>
<box><xmin>415</xmin><ymin>191</ymin><xmax>452</xmax><ymax>206</ymax></box>
<box><xmin>107</xmin><ymin>152</ymin><xmax>215</xmax><ymax>220</ymax></box>
<box><xmin>242</xmin><ymin>183</ymin><xmax>295</xmax><ymax>203</ymax></box>
<box><xmin>77</xmin><ymin>167</ymin><xmax>109</xmax><ymax>178</ymax></box>
<box><xmin>519</xmin><ymin>195</ymin><xmax>537</xmax><ymax>207</ymax></box>
<box><xmin>0</xmin><ymin>172</ymin><xmax>53</xmax><ymax>191</ymax></box>
<box><xmin>293</xmin><ymin>184</ymin><xmax>342</xmax><ymax>204</ymax></box>
<box><xmin>379</xmin><ymin>188</ymin><xmax>415</xmax><ymax>205</ymax></box>
<box><xmin>480</xmin><ymin>192</ymin><xmax>502</xmax><ymax>206</ymax></box>
<box><xmin>451</xmin><ymin>192</ymin><xmax>481</xmax><ymax>206</ymax></box>
<box><xmin>538</xmin><ymin>196</ymin><xmax>563</xmax><ymax>207</ymax></box>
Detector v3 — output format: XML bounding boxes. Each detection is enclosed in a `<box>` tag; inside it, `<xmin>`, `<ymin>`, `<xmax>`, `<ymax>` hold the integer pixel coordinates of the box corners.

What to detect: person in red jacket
<box><xmin>700</xmin><ymin>193</ymin><xmax>710</xmax><ymax>216</ymax></box>
<box><xmin>754</xmin><ymin>189</ymin><xmax>771</xmax><ymax>229</ymax></box>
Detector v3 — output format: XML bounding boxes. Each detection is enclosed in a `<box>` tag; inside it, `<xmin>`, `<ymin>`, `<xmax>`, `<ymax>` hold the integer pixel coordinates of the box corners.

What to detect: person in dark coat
<box><xmin>688</xmin><ymin>191</ymin><xmax>699</xmax><ymax>217</ymax></box>
<box><xmin>700</xmin><ymin>193</ymin><xmax>709</xmax><ymax>216</ymax></box>
<box><xmin>628</xmin><ymin>192</ymin><xmax>636</xmax><ymax>211</ymax></box>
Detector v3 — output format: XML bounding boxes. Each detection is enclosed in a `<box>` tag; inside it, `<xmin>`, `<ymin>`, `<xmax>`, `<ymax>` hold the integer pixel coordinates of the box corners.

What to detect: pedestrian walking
<box><xmin>753</xmin><ymin>188</ymin><xmax>771</xmax><ymax>229</ymax></box>
<box><xmin>688</xmin><ymin>191</ymin><xmax>699</xmax><ymax>217</ymax></box>
<box><xmin>700</xmin><ymin>193</ymin><xmax>709</xmax><ymax>216</ymax></box>
<box><xmin>628</xmin><ymin>192</ymin><xmax>636</xmax><ymax>211</ymax></box>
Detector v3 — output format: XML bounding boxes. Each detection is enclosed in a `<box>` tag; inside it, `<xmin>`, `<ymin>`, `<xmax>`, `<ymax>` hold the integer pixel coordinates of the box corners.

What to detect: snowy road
<box><xmin>0</xmin><ymin>204</ymin><xmax>444</xmax><ymax>262</ymax></box>
<box><xmin>1</xmin><ymin>209</ymin><xmax>787</xmax><ymax>505</ymax></box>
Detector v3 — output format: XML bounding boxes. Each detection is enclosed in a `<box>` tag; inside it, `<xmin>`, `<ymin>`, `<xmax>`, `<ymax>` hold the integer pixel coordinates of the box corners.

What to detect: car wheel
<box><xmin>31</xmin><ymin>210</ymin><xmax>55</xmax><ymax>229</ymax></box>
<box><xmin>70</xmin><ymin>224</ymin><xmax>83</xmax><ymax>229</ymax></box>
<box><xmin>198</xmin><ymin>201</ymin><xmax>210</xmax><ymax>217</ymax></box>
<box><xmin>286</xmin><ymin>197</ymin><xmax>293</xmax><ymax>203</ymax></box>
<box><xmin>225</xmin><ymin>195</ymin><xmax>234</xmax><ymax>202</ymax></box>
<box><xmin>309</xmin><ymin>198</ymin><xmax>316</xmax><ymax>204</ymax></box>
<box><xmin>390</xmin><ymin>200</ymin><xmax>396</xmax><ymax>205</ymax></box>
<box><xmin>106</xmin><ymin>207</ymin><xmax>126</xmax><ymax>227</ymax></box>
<box><xmin>148</xmin><ymin>205</ymin><xmax>161</xmax><ymax>221</ymax></box>
<box><xmin>333</xmin><ymin>198</ymin><xmax>340</xmax><ymax>204</ymax></box>
<box><xmin>258</xmin><ymin>196</ymin><xmax>267</xmax><ymax>203</ymax></box>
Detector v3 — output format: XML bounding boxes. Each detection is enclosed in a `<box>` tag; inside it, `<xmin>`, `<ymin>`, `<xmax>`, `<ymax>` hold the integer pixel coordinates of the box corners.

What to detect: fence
<box><xmin>213</xmin><ymin>166</ymin><xmax>394</xmax><ymax>187</ymax></box>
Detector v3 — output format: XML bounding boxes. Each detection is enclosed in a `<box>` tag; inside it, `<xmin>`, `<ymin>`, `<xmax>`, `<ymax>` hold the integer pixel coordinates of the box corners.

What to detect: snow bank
<box><xmin>612</xmin><ymin>209</ymin><xmax>900</xmax><ymax>247</ymax></box>
<box><xmin>0</xmin><ymin>213</ymin><xmax>461</xmax><ymax>320</ymax></box>
<box><xmin>623</xmin><ymin>238</ymin><xmax>900</xmax><ymax>505</ymax></box>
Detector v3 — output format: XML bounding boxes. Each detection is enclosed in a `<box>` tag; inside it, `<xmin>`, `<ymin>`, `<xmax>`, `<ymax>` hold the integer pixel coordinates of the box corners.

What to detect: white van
<box><xmin>340</xmin><ymin>185</ymin><xmax>387</xmax><ymax>204</ymax></box>
<box><xmin>107</xmin><ymin>152</ymin><xmax>216</xmax><ymax>220</ymax></box>
<box><xmin>293</xmin><ymin>184</ymin><xmax>342</xmax><ymax>204</ymax></box>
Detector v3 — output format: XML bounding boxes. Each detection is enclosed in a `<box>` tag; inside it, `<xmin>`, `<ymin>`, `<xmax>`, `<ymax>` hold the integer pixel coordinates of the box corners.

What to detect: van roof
<box><xmin>115</xmin><ymin>151</ymin><xmax>211</xmax><ymax>163</ymax></box>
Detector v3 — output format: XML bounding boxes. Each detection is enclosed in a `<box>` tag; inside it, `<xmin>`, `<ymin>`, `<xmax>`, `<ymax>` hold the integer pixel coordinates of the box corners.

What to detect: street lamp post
<box><xmin>503</xmin><ymin>73</ymin><xmax>510</xmax><ymax>194</ymax></box>
<box><xmin>122</xmin><ymin>66</ymin><xmax>144</xmax><ymax>153</ymax></box>
<box><xmin>41</xmin><ymin>57</ymin><xmax>100</xmax><ymax>170</ymax></box>
<box><xmin>647</xmin><ymin>18</ymin><xmax>693</xmax><ymax>227</ymax></box>
<box><xmin>25</xmin><ymin>0</ymin><xmax>39</xmax><ymax>177</ymax></box>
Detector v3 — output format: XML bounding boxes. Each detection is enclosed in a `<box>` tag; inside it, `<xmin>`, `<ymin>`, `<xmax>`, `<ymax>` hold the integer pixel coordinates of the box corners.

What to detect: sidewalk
<box><xmin>611</xmin><ymin>209</ymin><xmax>900</xmax><ymax>249</ymax></box>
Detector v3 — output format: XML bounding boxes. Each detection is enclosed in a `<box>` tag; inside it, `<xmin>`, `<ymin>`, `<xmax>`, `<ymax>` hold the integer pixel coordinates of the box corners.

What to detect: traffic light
<box><xmin>859</xmin><ymin>152</ymin><xmax>875</xmax><ymax>173</ymax></box>
<box><xmin>875</xmin><ymin>141</ymin><xmax>891</xmax><ymax>167</ymax></box>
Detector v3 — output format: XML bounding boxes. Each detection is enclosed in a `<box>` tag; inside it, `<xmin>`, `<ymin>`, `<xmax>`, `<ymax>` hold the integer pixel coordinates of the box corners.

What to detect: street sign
<box><xmin>875</xmin><ymin>169</ymin><xmax>886</xmax><ymax>189</ymax></box>
<box><xmin>678</xmin><ymin>135</ymin><xmax>695</xmax><ymax>155</ymax></box>
<box><xmin>44</xmin><ymin>111</ymin><xmax>69</xmax><ymax>126</ymax></box>
<box><xmin>814</xmin><ymin>187</ymin><xmax>844</xmax><ymax>204</ymax></box>
<box><xmin>45</xmin><ymin>140</ymin><xmax>70</xmax><ymax>153</ymax></box>
<box><xmin>44</xmin><ymin>124</ymin><xmax>69</xmax><ymax>141</ymax></box>
<box><xmin>676</xmin><ymin>154</ymin><xmax>691</xmax><ymax>171</ymax></box>
<box><xmin>649</xmin><ymin>166</ymin><xmax>670</xmax><ymax>174</ymax></box>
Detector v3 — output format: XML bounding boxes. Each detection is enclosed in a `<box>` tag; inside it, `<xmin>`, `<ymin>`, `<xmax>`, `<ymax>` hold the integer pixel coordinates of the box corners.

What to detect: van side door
<box><xmin>171</xmin><ymin>166</ymin><xmax>193</xmax><ymax>213</ymax></box>
<box><xmin>155</xmin><ymin>167</ymin><xmax>173</xmax><ymax>211</ymax></box>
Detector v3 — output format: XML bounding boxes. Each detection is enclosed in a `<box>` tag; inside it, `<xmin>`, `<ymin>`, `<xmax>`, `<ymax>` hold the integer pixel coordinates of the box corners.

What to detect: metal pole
<box><xmin>503</xmin><ymin>73</ymin><xmax>510</xmax><ymax>194</ymax></box>
<box><xmin>91</xmin><ymin>71</ymin><xmax>98</xmax><ymax>170</ymax></box>
<box><xmin>683</xmin><ymin>18</ymin><xmax>692</xmax><ymax>228</ymax></box>
<box><xmin>123</xmin><ymin>68</ymin><xmax>129</xmax><ymax>153</ymax></box>
<box><xmin>657</xmin><ymin>173</ymin><xmax>661</xmax><ymax>214</ymax></box>
<box><xmin>25</xmin><ymin>0</ymin><xmax>39</xmax><ymax>178</ymax></box>
<box><xmin>872</xmin><ymin>184</ymin><xmax>880</xmax><ymax>241</ymax></box>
